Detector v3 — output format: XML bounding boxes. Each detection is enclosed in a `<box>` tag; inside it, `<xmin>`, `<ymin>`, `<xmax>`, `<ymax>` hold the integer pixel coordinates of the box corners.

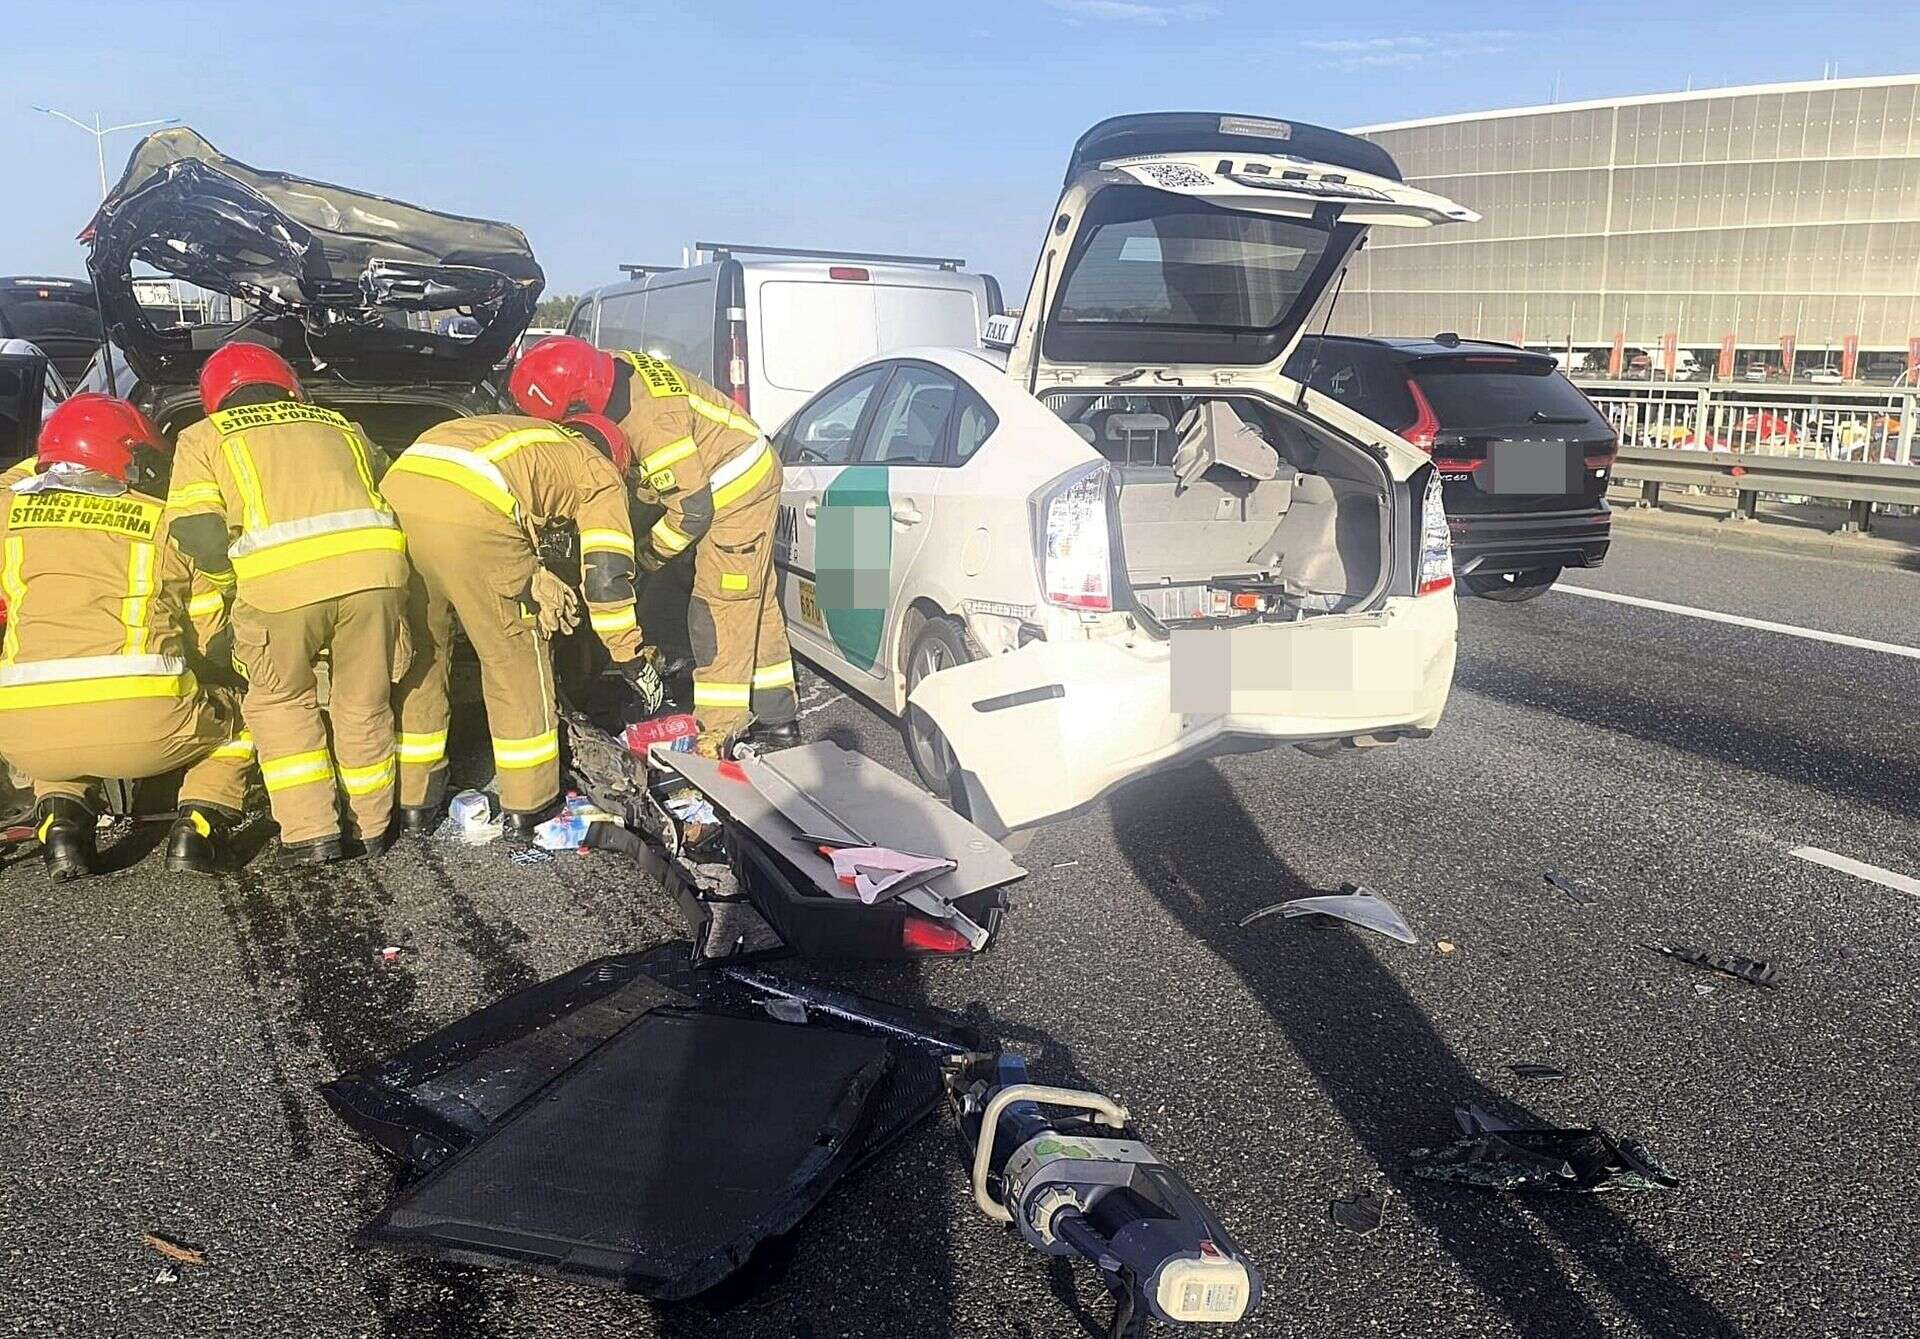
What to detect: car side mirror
<box><xmin>0</xmin><ymin>354</ymin><xmax>48</xmax><ymax>466</ymax></box>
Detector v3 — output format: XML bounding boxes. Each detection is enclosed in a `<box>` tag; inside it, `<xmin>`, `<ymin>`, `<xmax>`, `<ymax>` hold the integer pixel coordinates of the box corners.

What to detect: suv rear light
<box><xmin>1036</xmin><ymin>464</ymin><xmax>1113</xmax><ymax>611</ymax></box>
<box><xmin>1417</xmin><ymin>469</ymin><xmax>1453</xmax><ymax>596</ymax></box>
<box><xmin>725</xmin><ymin>306</ymin><xmax>751</xmax><ymax>413</ymax></box>
<box><xmin>1400</xmin><ymin>377</ymin><xmax>1439</xmax><ymax>450</ymax></box>
<box><xmin>902</xmin><ymin>916</ymin><xmax>972</xmax><ymax>954</ymax></box>
<box><xmin>828</xmin><ymin>266</ymin><xmax>869</xmax><ymax>282</ymax></box>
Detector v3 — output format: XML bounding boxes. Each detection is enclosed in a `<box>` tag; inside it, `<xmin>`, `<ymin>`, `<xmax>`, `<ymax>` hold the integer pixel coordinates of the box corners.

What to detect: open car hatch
<box><xmin>1000</xmin><ymin>113</ymin><xmax>1477</xmax><ymax>393</ymax></box>
<box><xmin>84</xmin><ymin>127</ymin><xmax>543</xmax><ymax>384</ymax></box>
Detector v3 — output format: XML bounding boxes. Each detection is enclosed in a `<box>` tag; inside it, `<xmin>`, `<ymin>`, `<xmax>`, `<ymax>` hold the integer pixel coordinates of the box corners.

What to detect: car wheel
<box><xmin>1467</xmin><ymin>566</ymin><xmax>1563</xmax><ymax>602</ymax></box>
<box><xmin>902</xmin><ymin>615</ymin><xmax>974</xmax><ymax>799</ymax></box>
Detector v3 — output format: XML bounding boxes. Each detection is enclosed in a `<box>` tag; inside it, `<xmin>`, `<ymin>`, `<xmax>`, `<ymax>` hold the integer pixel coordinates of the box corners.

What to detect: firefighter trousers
<box><xmin>0</xmin><ymin>687</ymin><xmax>253</xmax><ymax>814</ymax></box>
<box><xmin>688</xmin><ymin>486</ymin><xmax>796</xmax><ymax>737</ymax></box>
<box><xmin>231</xmin><ymin>590</ymin><xmax>409</xmax><ymax>846</ymax></box>
<box><xmin>392</xmin><ymin>521</ymin><xmax>559</xmax><ymax>817</ymax></box>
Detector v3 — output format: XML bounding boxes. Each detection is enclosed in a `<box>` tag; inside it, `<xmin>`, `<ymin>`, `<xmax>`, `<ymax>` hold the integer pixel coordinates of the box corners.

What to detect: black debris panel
<box><xmin>1328</xmin><ymin>1187</ymin><xmax>1391</xmax><ymax>1236</ymax></box>
<box><xmin>322</xmin><ymin>945</ymin><xmax>978</xmax><ymax>1298</ymax></box>
<box><xmin>1646</xmin><ymin>942</ymin><xmax>1782</xmax><ymax>988</ymax></box>
<box><xmin>1409</xmin><ymin>1105</ymin><xmax>1680</xmax><ymax>1194</ymax></box>
<box><xmin>1543</xmin><ymin>870</ymin><xmax>1597</xmax><ymax>906</ymax></box>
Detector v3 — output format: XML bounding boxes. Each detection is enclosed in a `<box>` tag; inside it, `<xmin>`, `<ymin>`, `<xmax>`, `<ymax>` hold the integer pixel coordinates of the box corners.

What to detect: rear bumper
<box><xmin>1449</xmin><ymin>506</ymin><xmax>1611</xmax><ymax>576</ymax></box>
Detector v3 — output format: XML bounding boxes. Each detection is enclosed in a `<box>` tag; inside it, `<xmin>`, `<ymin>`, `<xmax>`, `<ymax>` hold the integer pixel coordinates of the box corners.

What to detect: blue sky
<box><xmin>9</xmin><ymin>1</ymin><xmax>1917</xmax><ymax>298</ymax></box>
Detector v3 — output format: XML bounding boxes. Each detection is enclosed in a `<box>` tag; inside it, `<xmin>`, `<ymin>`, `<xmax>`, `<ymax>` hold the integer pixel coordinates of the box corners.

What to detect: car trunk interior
<box><xmin>1049</xmin><ymin>391</ymin><xmax>1388</xmax><ymax>626</ymax></box>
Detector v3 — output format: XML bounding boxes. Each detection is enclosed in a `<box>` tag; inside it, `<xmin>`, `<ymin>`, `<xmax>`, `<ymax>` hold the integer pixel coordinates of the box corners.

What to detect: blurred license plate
<box><xmin>1486</xmin><ymin>440</ymin><xmax>1580</xmax><ymax>495</ymax></box>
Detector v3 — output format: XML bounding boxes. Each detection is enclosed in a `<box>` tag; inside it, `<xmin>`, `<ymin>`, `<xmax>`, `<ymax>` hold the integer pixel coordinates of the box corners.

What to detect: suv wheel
<box><xmin>1467</xmin><ymin>565</ymin><xmax>1563</xmax><ymax>602</ymax></box>
<box><xmin>902</xmin><ymin>615</ymin><xmax>974</xmax><ymax>798</ymax></box>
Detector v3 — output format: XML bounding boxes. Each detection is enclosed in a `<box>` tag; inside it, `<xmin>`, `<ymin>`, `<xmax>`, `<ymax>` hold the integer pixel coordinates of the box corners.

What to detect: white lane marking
<box><xmin>1789</xmin><ymin>846</ymin><xmax>1920</xmax><ymax>899</ymax></box>
<box><xmin>1556</xmin><ymin>584</ymin><xmax>1920</xmax><ymax>661</ymax></box>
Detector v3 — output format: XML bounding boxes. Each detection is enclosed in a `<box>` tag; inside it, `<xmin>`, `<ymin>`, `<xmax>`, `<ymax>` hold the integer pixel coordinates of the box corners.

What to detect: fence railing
<box><xmin>1572</xmin><ymin>379</ymin><xmax>1917</xmax><ymax>466</ymax></box>
<box><xmin>1609</xmin><ymin>446</ymin><xmax>1920</xmax><ymax>532</ymax></box>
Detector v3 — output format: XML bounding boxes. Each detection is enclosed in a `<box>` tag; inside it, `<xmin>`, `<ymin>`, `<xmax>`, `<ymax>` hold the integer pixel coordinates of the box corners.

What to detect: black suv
<box><xmin>1288</xmin><ymin>335</ymin><xmax>1615</xmax><ymax>600</ymax></box>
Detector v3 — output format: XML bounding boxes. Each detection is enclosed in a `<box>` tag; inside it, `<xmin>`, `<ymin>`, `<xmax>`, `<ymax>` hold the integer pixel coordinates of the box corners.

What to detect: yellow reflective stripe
<box><xmin>719</xmin><ymin>571</ymin><xmax>750</xmax><ymax>592</ymax></box>
<box><xmin>710</xmin><ymin>445</ymin><xmax>774</xmax><ymax>511</ymax></box>
<box><xmin>389</xmin><ymin>448</ymin><xmax>518</xmax><ymax>518</ymax></box>
<box><xmin>0</xmin><ymin>671</ymin><xmax>197</xmax><ymax>711</ymax></box>
<box><xmin>619</xmin><ymin>351</ymin><xmax>690</xmax><ymax>397</ymax></box>
<box><xmin>188</xmin><ymin>588</ymin><xmax>228</xmax><ymax>619</ymax></box>
<box><xmin>341</xmin><ymin>428</ymin><xmax>385</xmax><ymax>508</ymax></box>
<box><xmin>0</xmin><ymin>537</ymin><xmax>21</xmax><ymax>662</ymax></box>
<box><xmin>589</xmin><ymin>605</ymin><xmax>638</xmax><ymax>634</ymax></box>
<box><xmin>221</xmin><ymin>435</ymin><xmax>270</xmax><ymax>531</ymax></box>
<box><xmin>203</xmin><ymin>567</ymin><xmax>237</xmax><ymax>589</ymax></box>
<box><xmin>397</xmin><ymin>730</ymin><xmax>449</xmax><ymax>765</ymax></box>
<box><xmin>120</xmin><ymin>541</ymin><xmax>157</xmax><ymax>656</ymax></box>
<box><xmin>165</xmin><ymin>480</ymin><xmax>226</xmax><ymax>510</ymax></box>
<box><xmin>478</xmin><ymin>426</ymin><xmax>571</xmax><ymax>463</ymax></box>
<box><xmin>230</xmin><ymin>526</ymin><xmax>407</xmax><ymax>582</ymax></box>
<box><xmin>260</xmin><ymin>749</ymin><xmax>334</xmax><ymax>792</ymax></box>
<box><xmin>693</xmin><ymin>681</ymin><xmax>751</xmax><ymax>708</ymax></box>
<box><xmin>649</xmin><ymin>516</ymin><xmax>692</xmax><ymax>555</ymax></box>
<box><xmin>491</xmin><ymin>729</ymin><xmax>559</xmax><ymax>769</ymax></box>
<box><xmin>638</xmin><ymin>435</ymin><xmax>698</xmax><ymax>473</ymax></box>
<box><xmin>188</xmin><ymin>810</ymin><xmax>213</xmax><ymax>837</ymax></box>
<box><xmin>687</xmin><ymin>394</ymin><xmax>760</xmax><ymax>437</ymax></box>
<box><xmin>752</xmin><ymin>660</ymin><xmax>796</xmax><ymax>689</ymax></box>
<box><xmin>337</xmin><ymin>753</ymin><xmax>397</xmax><ymax>796</ymax></box>
<box><xmin>579</xmin><ymin>528</ymin><xmax>635</xmax><ymax>557</ymax></box>
<box><xmin>37</xmin><ymin>814</ymin><xmax>56</xmax><ymax>842</ymax></box>
<box><xmin>210</xmin><ymin>731</ymin><xmax>255</xmax><ymax>761</ymax></box>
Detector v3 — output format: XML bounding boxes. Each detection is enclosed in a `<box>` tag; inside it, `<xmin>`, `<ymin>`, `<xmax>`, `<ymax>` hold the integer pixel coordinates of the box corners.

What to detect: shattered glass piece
<box><xmin>761</xmin><ymin>996</ymin><xmax>809</xmax><ymax>1025</ymax></box>
<box><xmin>1328</xmin><ymin>1187</ymin><xmax>1390</xmax><ymax>1236</ymax></box>
<box><xmin>1239</xmin><ymin>882</ymin><xmax>1416</xmax><ymax>944</ymax></box>
<box><xmin>1544</xmin><ymin>870</ymin><xmax>1596</xmax><ymax>905</ymax></box>
<box><xmin>1647</xmin><ymin>942</ymin><xmax>1780</xmax><ymax>988</ymax></box>
<box><xmin>1506</xmin><ymin>1063</ymin><xmax>1568</xmax><ymax>1082</ymax></box>
<box><xmin>1694</xmin><ymin>983</ymin><xmax>1716</xmax><ymax>999</ymax></box>
<box><xmin>1410</xmin><ymin>1110</ymin><xmax>1681</xmax><ymax>1194</ymax></box>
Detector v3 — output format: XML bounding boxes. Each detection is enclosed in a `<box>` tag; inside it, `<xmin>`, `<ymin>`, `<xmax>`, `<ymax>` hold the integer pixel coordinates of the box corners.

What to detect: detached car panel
<box><xmin>85</xmin><ymin>127</ymin><xmax>542</xmax><ymax>386</ymax></box>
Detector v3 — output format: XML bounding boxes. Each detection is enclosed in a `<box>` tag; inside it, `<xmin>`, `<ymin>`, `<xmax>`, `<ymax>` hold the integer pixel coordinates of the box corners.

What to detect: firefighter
<box><xmin>508</xmin><ymin>337</ymin><xmax>797</xmax><ymax>751</ymax></box>
<box><xmin>164</xmin><ymin>344</ymin><xmax>411</xmax><ymax>864</ymax></box>
<box><xmin>0</xmin><ymin>394</ymin><xmax>253</xmax><ymax>881</ymax></box>
<box><xmin>383</xmin><ymin>411</ymin><xmax>656</xmax><ymax>837</ymax></box>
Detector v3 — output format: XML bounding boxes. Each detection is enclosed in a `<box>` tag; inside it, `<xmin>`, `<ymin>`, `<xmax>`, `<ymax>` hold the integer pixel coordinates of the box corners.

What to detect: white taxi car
<box><xmin>770</xmin><ymin>113</ymin><xmax>1478</xmax><ymax>837</ymax></box>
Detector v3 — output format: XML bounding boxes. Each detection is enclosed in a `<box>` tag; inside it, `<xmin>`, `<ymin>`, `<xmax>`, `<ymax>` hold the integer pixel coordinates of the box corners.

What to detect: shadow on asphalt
<box><xmin>1110</xmin><ymin>765</ymin><xmax>1742</xmax><ymax>1339</ymax></box>
<box><xmin>1457</xmin><ymin>651</ymin><xmax>1919</xmax><ymax>822</ymax></box>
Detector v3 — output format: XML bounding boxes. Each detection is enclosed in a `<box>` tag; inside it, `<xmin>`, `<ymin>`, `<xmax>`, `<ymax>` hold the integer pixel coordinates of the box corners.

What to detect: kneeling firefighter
<box><xmin>509</xmin><ymin>337</ymin><xmax>797</xmax><ymax>751</ymax></box>
<box><xmin>0</xmin><ymin>395</ymin><xmax>253</xmax><ymax>880</ymax></box>
<box><xmin>166</xmin><ymin>344</ymin><xmax>412</xmax><ymax>864</ymax></box>
<box><xmin>383</xmin><ymin>412</ymin><xmax>655</xmax><ymax>837</ymax></box>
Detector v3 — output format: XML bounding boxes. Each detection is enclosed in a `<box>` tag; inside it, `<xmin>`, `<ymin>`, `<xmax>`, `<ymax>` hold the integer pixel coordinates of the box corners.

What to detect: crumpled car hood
<box><xmin>84</xmin><ymin>127</ymin><xmax>543</xmax><ymax>386</ymax></box>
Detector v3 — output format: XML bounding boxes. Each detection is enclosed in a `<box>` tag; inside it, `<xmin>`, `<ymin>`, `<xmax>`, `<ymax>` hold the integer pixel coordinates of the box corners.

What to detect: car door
<box><xmin>809</xmin><ymin>361</ymin><xmax>965</xmax><ymax>692</ymax></box>
<box><xmin>773</xmin><ymin>365</ymin><xmax>888</xmax><ymax>677</ymax></box>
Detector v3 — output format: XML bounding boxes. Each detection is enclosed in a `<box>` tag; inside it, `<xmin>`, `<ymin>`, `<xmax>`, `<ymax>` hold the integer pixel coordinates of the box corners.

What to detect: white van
<box><xmin>565</xmin><ymin>244</ymin><xmax>1001</xmax><ymax>433</ymax></box>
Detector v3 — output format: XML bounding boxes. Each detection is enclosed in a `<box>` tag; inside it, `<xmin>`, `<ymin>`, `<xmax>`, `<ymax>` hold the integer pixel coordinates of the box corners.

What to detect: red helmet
<box><xmin>510</xmin><ymin>335</ymin><xmax>615</xmax><ymax>420</ymax></box>
<box><xmin>199</xmin><ymin>342</ymin><xmax>302</xmax><ymax>412</ymax></box>
<box><xmin>563</xmin><ymin>413</ymin><xmax>632</xmax><ymax>477</ymax></box>
<box><xmin>37</xmin><ymin>394</ymin><xmax>167</xmax><ymax>481</ymax></box>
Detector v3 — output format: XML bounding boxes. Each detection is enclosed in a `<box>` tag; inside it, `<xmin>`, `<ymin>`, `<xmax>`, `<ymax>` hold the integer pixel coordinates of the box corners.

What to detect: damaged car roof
<box><xmin>84</xmin><ymin>127</ymin><xmax>543</xmax><ymax>385</ymax></box>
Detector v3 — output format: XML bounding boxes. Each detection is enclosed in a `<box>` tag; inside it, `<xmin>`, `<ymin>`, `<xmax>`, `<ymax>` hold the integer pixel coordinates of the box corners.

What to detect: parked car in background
<box><xmin>0</xmin><ymin>338</ymin><xmax>72</xmax><ymax>465</ymax></box>
<box><xmin>1744</xmin><ymin>362</ymin><xmax>1773</xmax><ymax>381</ymax></box>
<box><xmin>1287</xmin><ymin>335</ymin><xmax>1615</xmax><ymax>601</ymax></box>
<box><xmin>771</xmin><ymin>112</ymin><xmax>1477</xmax><ymax>836</ymax></box>
<box><xmin>1806</xmin><ymin>365</ymin><xmax>1844</xmax><ymax>385</ymax></box>
<box><xmin>515</xmin><ymin>325</ymin><xmax>564</xmax><ymax>358</ymax></box>
<box><xmin>0</xmin><ymin>277</ymin><xmax>101</xmax><ymax>383</ymax></box>
<box><xmin>567</xmin><ymin>245</ymin><xmax>1001</xmax><ymax>433</ymax></box>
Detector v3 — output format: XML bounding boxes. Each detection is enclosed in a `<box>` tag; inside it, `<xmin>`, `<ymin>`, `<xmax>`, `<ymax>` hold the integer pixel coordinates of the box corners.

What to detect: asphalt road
<box><xmin>2</xmin><ymin>518</ymin><xmax>1917</xmax><ymax>1339</ymax></box>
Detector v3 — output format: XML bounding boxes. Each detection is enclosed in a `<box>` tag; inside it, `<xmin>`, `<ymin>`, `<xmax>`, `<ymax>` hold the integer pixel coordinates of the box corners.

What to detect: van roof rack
<box><xmin>694</xmin><ymin>242</ymin><xmax>966</xmax><ymax>271</ymax></box>
<box><xmin>618</xmin><ymin>263</ymin><xmax>679</xmax><ymax>278</ymax></box>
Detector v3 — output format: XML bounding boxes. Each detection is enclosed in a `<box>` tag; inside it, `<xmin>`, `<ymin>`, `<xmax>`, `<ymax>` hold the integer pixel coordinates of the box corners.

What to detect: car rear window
<box><xmin>1411</xmin><ymin>359</ymin><xmax>1605</xmax><ymax>433</ymax></box>
<box><xmin>0</xmin><ymin>289</ymin><xmax>98</xmax><ymax>342</ymax></box>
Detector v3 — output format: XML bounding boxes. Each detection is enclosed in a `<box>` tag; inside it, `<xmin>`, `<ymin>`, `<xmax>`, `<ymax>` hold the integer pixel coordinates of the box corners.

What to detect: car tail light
<box><xmin>902</xmin><ymin>916</ymin><xmax>972</xmax><ymax>954</ymax></box>
<box><xmin>1400</xmin><ymin>377</ymin><xmax>1439</xmax><ymax>450</ymax></box>
<box><xmin>1036</xmin><ymin>464</ymin><xmax>1113</xmax><ymax>611</ymax></box>
<box><xmin>1417</xmin><ymin>469</ymin><xmax>1453</xmax><ymax>596</ymax></box>
<box><xmin>725</xmin><ymin>306</ymin><xmax>750</xmax><ymax>413</ymax></box>
<box><xmin>828</xmin><ymin>266</ymin><xmax>869</xmax><ymax>282</ymax></box>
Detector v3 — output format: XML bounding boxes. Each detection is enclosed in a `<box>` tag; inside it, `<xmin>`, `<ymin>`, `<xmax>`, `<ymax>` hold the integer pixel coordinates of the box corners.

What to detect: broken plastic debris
<box><xmin>154</xmin><ymin>1264</ymin><xmax>180</xmax><ymax>1285</ymax></box>
<box><xmin>509</xmin><ymin>846</ymin><xmax>554</xmax><ymax>867</ymax></box>
<box><xmin>1409</xmin><ymin>1106</ymin><xmax>1680</xmax><ymax>1193</ymax></box>
<box><xmin>1506</xmin><ymin>1063</ymin><xmax>1568</xmax><ymax>1082</ymax></box>
<box><xmin>825</xmin><ymin>846</ymin><xmax>957</xmax><ymax>904</ymax></box>
<box><xmin>1694</xmin><ymin>984</ymin><xmax>1717</xmax><ymax>999</ymax></box>
<box><xmin>1544</xmin><ymin>870</ymin><xmax>1597</xmax><ymax>906</ymax></box>
<box><xmin>1437</xmin><ymin>940</ymin><xmax>1456</xmax><ymax>955</ymax></box>
<box><xmin>761</xmin><ymin>997</ymin><xmax>809</xmax><ymax>1025</ymax></box>
<box><xmin>1328</xmin><ymin>1187</ymin><xmax>1390</xmax><ymax>1236</ymax></box>
<box><xmin>666</xmin><ymin>792</ymin><xmax>719</xmax><ymax>826</ymax></box>
<box><xmin>1646</xmin><ymin>942</ymin><xmax>1780</xmax><ymax>988</ymax></box>
<box><xmin>378</xmin><ymin>945</ymin><xmax>415</xmax><ymax>967</ymax></box>
<box><xmin>1239</xmin><ymin>882</ymin><xmax>1416</xmax><ymax>944</ymax></box>
<box><xmin>142</xmin><ymin>1232</ymin><xmax>205</xmax><ymax>1266</ymax></box>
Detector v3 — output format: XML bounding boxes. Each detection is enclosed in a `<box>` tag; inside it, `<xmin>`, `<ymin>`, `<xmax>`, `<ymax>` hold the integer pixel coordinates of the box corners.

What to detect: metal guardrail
<box><xmin>1574</xmin><ymin>379</ymin><xmax>1917</xmax><ymax>466</ymax></box>
<box><xmin>1611</xmin><ymin>446</ymin><xmax>1920</xmax><ymax>531</ymax></box>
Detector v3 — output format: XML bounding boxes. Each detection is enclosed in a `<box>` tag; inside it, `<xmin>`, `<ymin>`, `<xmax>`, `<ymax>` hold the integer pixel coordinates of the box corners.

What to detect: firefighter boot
<box><xmin>502</xmin><ymin>797</ymin><xmax>563</xmax><ymax>842</ymax></box>
<box><xmin>737</xmin><ymin>718</ymin><xmax>803</xmax><ymax>756</ymax></box>
<box><xmin>166</xmin><ymin>804</ymin><xmax>236</xmax><ymax>876</ymax></box>
<box><xmin>37</xmin><ymin>797</ymin><xmax>96</xmax><ymax>883</ymax></box>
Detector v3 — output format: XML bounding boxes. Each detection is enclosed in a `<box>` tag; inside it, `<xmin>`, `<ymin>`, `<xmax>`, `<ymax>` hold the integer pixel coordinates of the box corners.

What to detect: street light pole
<box><xmin>33</xmin><ymin>107</ymin><xmax>180</xmax><ymax>197</ymax></box>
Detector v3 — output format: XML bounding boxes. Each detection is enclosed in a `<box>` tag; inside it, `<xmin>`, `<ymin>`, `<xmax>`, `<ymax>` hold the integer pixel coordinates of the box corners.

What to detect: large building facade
<box><xmin>1339</xmin><ymin>76</ymin><xmax>1920</xmax><ymax>378</ymax></box>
